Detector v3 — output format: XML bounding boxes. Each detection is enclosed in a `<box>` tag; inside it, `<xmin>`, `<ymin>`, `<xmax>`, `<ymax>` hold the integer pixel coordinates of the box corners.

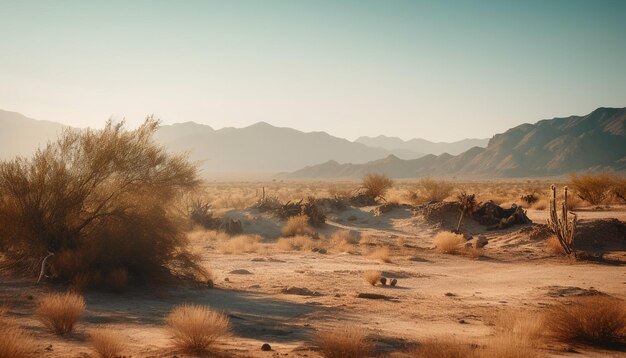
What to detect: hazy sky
<box><xmin>1</xmin><ymin>1</ymin><xmax>625</xmax><ymax>142</ymax></box>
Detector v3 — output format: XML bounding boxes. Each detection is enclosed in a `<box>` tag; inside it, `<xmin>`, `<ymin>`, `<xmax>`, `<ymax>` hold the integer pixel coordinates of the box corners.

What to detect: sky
<box><xmin>1</xmin><ymin>0</ymin><xmax>625</xmax><ymax>142</ymax></box>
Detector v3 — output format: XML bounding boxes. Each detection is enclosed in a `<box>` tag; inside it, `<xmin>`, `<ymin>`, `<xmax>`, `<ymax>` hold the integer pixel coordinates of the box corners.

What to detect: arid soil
<box><xmin>1</xmin><ymin>204</ymin><xmax>625</xmax><ymax>357</ymax></box>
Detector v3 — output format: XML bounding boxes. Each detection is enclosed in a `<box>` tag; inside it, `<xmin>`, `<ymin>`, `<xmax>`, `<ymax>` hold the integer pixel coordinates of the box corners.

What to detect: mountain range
<box><xmin>355</xmin><ymin>136</ymin><xmax>488</xmax><ymax>156</ymax></box>
<box><xmin>287</xmin><ymin>107</ymin><xmax>626</xmax><ymax>178</ymax></box>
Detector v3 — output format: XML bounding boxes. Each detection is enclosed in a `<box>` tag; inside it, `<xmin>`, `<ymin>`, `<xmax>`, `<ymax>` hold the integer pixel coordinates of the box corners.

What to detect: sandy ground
<box><xmin>1</xmin><ymin>204</ymin><xmax>625</xmax><ymax>357</ymax></box>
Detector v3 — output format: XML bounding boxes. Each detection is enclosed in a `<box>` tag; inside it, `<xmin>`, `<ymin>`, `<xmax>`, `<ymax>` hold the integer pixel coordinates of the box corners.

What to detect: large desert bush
<box><xmin>361</xmin><ymin>174</ymin><xmax>393</xmax><ymax>201</ymax></box>
<box><xmin>433</xmin><ymin>232</ymin><xmax>465</xmax><ymax>254</ymax></box>
<box><xmin>166</xmin><ymin>304</ymin><xmax>230</xmax><ymax>354</ymax></box>
<box><xmin>0</xmin><ymin>118</ymin><xmax>205</xmax><ymax>285</ymax></box>
<box><xmin>409</xmin><ymin>177</ymin><xmax>454</xmax><ymax>204</ymax></box>
<box><xmin>545</xmin><ymin>296</ymin><xmax>626</xmax><ymax>346</ymax></box>
<box><xmin>569</xmin><ymin>172</ymin><xmax>617</xmax><ymax>205</ymax></box>
<box><xmin>89</xmin><ymin>328</ymin><xmax>126</xmax><ymax>358</ymax></box>
<box><xmin>315</xmin><ymin>325</ymin><xmax>372</xmax><ymax>358</ymax></box>
<box><xmin>36</xmin><ymin>292</ymin><xmax>85</xmax><ymax>335</ymax></box>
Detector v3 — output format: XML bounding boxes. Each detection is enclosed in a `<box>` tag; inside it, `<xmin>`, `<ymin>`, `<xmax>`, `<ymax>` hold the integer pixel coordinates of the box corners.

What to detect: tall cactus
<box><xmin>547</xmin><ymin>185</ymin><xmax>577</xmax><ymax>256</ymax></box>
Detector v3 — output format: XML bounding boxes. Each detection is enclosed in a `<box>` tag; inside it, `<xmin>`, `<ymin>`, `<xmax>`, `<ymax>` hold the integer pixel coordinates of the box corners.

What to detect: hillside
<box><xmin>0</xmin><ymin>110</ymin><xmax>66</xmax><ymax>160</ymax></box>
<box><xmin>355</xmin><ymin>135</ymin><xmax>489</xmax><ymax>156</ymax></box>
<box><xmin>287</xmin><ymin>107</ymin><xmax>626</xmax><ymax>178</ymax></box>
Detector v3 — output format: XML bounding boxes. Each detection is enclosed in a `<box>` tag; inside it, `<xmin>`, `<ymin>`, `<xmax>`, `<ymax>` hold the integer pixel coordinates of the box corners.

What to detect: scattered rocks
<box><xmin>543</xmin><ymin>286</ymin><xmax>604</xmax><ymax>298</ymax></box>
<box><xmin>357</xmin><ymin>293</ymin><xmax>394</xmax><ymax>300</ymax></box>
<box><xmin>281</xmin><ymin>286</ymin><xmax>322</xmax><ymax>296</ymax></box>
<box><xmin>380</xmin><ymin>277</ymin><xmax>387</xmax><ymax>286</ymax></box>
<box><xmin>261</xmin><ymin>343</ymin><xmax>272</xmax><ymax>351</ymax></box>
<box><xmin>229</xmin><ymin>269</ymin><xmax>253</xmax><ymax>275</ymax></box>
<box><xmin>390</xmin><ymin>278</ymin><xmax>397</xmax><ymax>286</ymax></box>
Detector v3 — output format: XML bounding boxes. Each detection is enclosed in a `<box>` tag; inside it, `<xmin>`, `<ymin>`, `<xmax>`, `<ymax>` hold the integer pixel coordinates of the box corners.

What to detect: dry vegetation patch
<box><xmin>545</xmin><ymin>296</ymin><xmax>626</xmax><ymax>346</ymax></box>
<box><xmin>367</xmin><ymin>247</ymin><xmax>392</xmax><ymax>263</ymax></box>
<box><xmin>409</xmin><ymin>177</ymin><xmax>454</xmax><ymax>204</ymax></box>
<box><xmin>218</xmin><ymin>234</ymin><xmax>263</xmax><ymax>254</ymax></box>
<box><xmin>409</xmin><ymin>339</ymin><xmax>478</xmax><ymax>358</ymax></box>
<box><xmin>0</xmin><ymin>323</ymin><xmax>33</xmax><ymax>358</ymax></box>
<box><xmin>89</xmin><ymin>328</ymin><xmax>126</xmax><ymax>358</ymax></box>
<box><xmin>282</xmin><ymin>214</ymin><xmax>314</xmax><ymax>237</ymax></box>
<box><xmin>166</xmin><ymin>304</ymin><xmax>231</xmax><ymax>354</ymax></box>
<box><xmin>315</xmin><ymin>325</ymin><xmax>372</xmax><ymax>358</ymax></box>
<box><xmin>36</xmin><ymin>292</ymin><xmax>85</xmax><ymax>335</ymax></box>
<box><xmin>433</xmin><ymin>232</ymin><xmax>465</xmax><ymax>254</ymax></box>
<box><xmin>364</xmin><ymin>270</ymin><xmax>382</xmax><ymax>286</ymax></box>
<box><xmin>276</xmin><ymin>235</ymin><xmax>323</xmax><ymax>251</ymax></box>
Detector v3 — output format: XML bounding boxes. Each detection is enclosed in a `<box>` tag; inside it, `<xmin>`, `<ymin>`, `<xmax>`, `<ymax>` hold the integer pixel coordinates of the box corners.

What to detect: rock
<box><xmin>261</xmin><ymin>343</ymin><xmax>272</xmax><ymax>351</ymax></box>
<box><xmin>224</xmin><ymin>277</ymin><xmax>229</xmax><ymax>282</ymax></box>
<box><xmin>390</xmin><ymin>278</ymin><xmax>397</xmax><ymax>286</ymax></box>
<box><xmin>318</xmin><ymin>248</ymin><xmax>327</xmax><ymax>254</ymax></box>
<box><xmin>281</xmin><ymin>286</ymin><xmax>322</xmax><ymax>296</ymax></box>
<box><xmin>380</xmin><ymin>277</ymin><xmax>387</xmax><ymax>286</ymax></box>
<box><xmin>445</xmin><ymin>292</ymin><xmax>456</xmax><ymax>297</ymax></box>
<box><xmin>475</xmin><ymin>235</ymin><xmax>488</xmax><ymax>248</ymax></box>
<box><xmin>251</xmin><ymin>257</ymin><xmax>266</xmax><ymax>262</ymax></box>
<box><xmin>458</xmin><ymin>319</ymin><xmax>467</xmax><ymax>324</ymax></box>
<box><xmin>229</xmin><ymin>269</ymin><xmax>253</xmax><ymax>275</ymax></box>
<box><xmin>311</xmin><ymin>247</ymin><xmax>320</xmax><ymax>252</ymax></box>
<box><xmin>356</xmin><ymin>293</ymin><xmax>393</xmax><ymax>300</ymax></box>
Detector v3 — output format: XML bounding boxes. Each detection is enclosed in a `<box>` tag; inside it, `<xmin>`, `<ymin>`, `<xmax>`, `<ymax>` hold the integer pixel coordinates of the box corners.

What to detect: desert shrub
<box><xmin>315</xmin><ymin>325</ymin><xmax>372</xmax><ymax>358</ymax></box>
<box><xmin>409</xmin><ymin>339</ymin><xmax>478</xmax><ymax>357</ymax></box>
<box><xmin>282</xmin><ymin>214</ymin><xmax>314</xmax><ymax>237</ymax></box>
<box><xmin>363</xmin><ymin>270</ymin><xmax>381</xmax><ymax>286</ymax></box>
<box><xmin>361</xmin><ymin>174</ymin><xmax>394</xmax><ymax>201</ymax></box>
<box><xmin>166</xmin><ymin>304</ymin><xmax>230</xmax><ymax>354</ymax></box>
<box><xmin>276</xmin><ymin>235</ymin><xmax>322</xmax><ymax>251</ymax></box>
<box><xmin>329</xmin><ymin>230</ymin><xmax>359</xmax><ymax>253</ymax></box>
<box><xmin>218</xmin><ymin>234</ymin><xmax>263</xmax><ymax>254</ymax></box>
<box><xmin>367</xmin><ymin>247</ymin><xmax>391</xmax><ymax>263</ymax></box>
<box><xmin>433</xmin><ymin>232</ymin><xmax>465</xmax><ymax>254</ymax></box>
<box><xmin>0</xmin><ymin>319</ymin><xmax>33</xmax><ymax>358</ymax></box>
<box><xmin>570</xmin><ymin>172</ymin><xmax>615</xmax><ymax>205</ymax></box>
<box><xmin>545</xmin><ymin>296</ymin><xmax>626</xmax><ymax>346</ymax></box>
<box><xmin>0</xmin><ymin>119</ymin><xmax>204</xmax><ymax>284</ymax></box>
<box><xmin>36</xmin><ymin>292</ymin><xmax>85</xmax><ymax>335</ymax></box>
<box><xmin>409</xmin><ymin>177</ymin><xmax>454</xmax><ymax>204</ymax></box>
<box><xmin>89</xmin><ymin>328</ymin><xmax>126</xmax><ymax>358</ymax></box>
<box><xmin>188</xmin><ymin>199</ymin><xmax>220</xmax><ymax>229</ymax></box>
<box><xmin>545</xmin><ymin>235</ymin><xmax>565</xmax><ymax>255</ymax></box>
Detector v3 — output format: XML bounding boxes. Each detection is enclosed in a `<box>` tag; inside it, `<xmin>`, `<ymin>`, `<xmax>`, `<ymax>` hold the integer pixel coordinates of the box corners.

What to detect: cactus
<box><xmin>547</xmin><ymin>185</ymin><xmax>577</xmax><ymax>256</ymax></box>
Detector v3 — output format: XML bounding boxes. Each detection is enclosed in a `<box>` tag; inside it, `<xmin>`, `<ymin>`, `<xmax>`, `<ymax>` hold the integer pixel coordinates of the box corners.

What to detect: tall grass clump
<box><xmin>89</xmin><ymin>328</ymin><xmax>126</xmax><ymax>358</ymax></box>
<box><xmin>166</xmin><ymin>304</ymin><xmax>231</xmax><ymax>354</ymax></box>
<box><xmin>545</xmin><ymin>296</ymin><xmax>626</xmax><ymax>346</ymax></box>
<box><xmin>315</xmin><ymin>325</ymin><xmax>372</xmax><ymax>358</ymax></box>
<box><xmin>282</xmin><ymin>214</ymin><xmax>314</xmax><ymax>237</ymax></box>
<box><xmin>361</xmin><ymin>174</ymin><xmax>394</xmax><ymax>201</ymax></box>
<box><xmin>0</xmin><ymin>323</ymin><xmax>33</xmax><ymax>358</ymax></box>
<box><xmin>0</xmin><ymin>118</ymin><xmax>206</xmax><ymax>286</ymax></box>
<box><xmin>433</xmin><ymin>232</ymin><xmax>465</xmax><ymax>254</ymax></box>
<box><xmin>36</xmin><ymin>292</ymin><xmax>85</xmax><ymax>335</ymax></box>
<box><xmin>409</xmin><ymin>177</ymin><xmax>454</xmax><ymax>204</ymax></box>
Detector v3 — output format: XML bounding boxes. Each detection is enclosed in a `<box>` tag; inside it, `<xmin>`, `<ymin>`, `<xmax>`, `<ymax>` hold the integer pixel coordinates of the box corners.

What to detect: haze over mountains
<box><xmin>288</xmin><ymin>107</ymin><xmax>626</xmax><ymax>178</ymax></box>
<box><xmin>1</xmin><ymin>107</ymin><xmax>624</xmax><ymax>178</ymax></box>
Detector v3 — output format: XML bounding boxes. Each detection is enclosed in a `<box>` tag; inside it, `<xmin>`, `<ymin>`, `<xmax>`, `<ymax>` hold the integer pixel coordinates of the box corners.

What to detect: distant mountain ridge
<box><xmin>287</xmin><ymin>107</ymin><xmax>626</xmax><ymax>178</ymax></box>
<box><xmin>0</xmin><ymin>110</ymin><xmax>66</xmax><ymax>160</ymax></box>
<box><xmin>355</xmin><ymin>135</ymin><xmax>489</xmax><ymax>156</ymax></box>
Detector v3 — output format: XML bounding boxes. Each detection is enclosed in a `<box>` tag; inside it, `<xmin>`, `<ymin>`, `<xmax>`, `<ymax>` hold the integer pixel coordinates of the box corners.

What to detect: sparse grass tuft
<box><xmin>36</xmin><ymin>292</ymin><xmax>85</xmax><ymax>335</ymax></box>
<box><xmin>276</xmin><ymin>235</ymin><xmax>321</xmax><ymax>251</ymax></box>
<box><xmin>0</xmin><ymin>320</ymin><xmax>34</xmax><ymax>358</ymax></box>
<box><xmin>89</xmin><ymin>328</ymin><xmax>126</xmax><ymax>358</ymax></box>
<box><xmin>545</xmin><ymin>235</ymin><xmax>565</xmax><ymax>255</ymax></box>
<box><xmin>481</xmin><ymin>333</ymin><xmax>542</xmax><ymax>358</ymax></box>
<box><xmin>433</xmin><ymin>232</ymin><xmax>465</xmax><ymax>254</ymax></box>
<box><xmin>316</xmin><ymin>325</ymin><xmax>372</xmax><ymax>358</ymax></box>
<box><xmin>166</xmin><ymin>304</ymin><xmax>231</xmax><ymax>354</ymax></box>
<box><xmin>367</xmin><ymin>247</ymin><xmax>392</xmax><ymax>263</ymax></box>
<box><xmin>364</xmin><ymin>270</ymin><xmax>381</xmax><ymax>286</ymax></box>
<box><xmin>545</xmin><ymin>296</ymin><xmax>626</xmax><ymax>346</ymax></box>
<box><xmin>218</xmin><ymin>234</ymin><xmax>263</xmax><ymax>254</ymax></box>
<box><xmin>282</xmin><ymin>214</ymin><xmax>314</xmax><ymax>237</ymax></box>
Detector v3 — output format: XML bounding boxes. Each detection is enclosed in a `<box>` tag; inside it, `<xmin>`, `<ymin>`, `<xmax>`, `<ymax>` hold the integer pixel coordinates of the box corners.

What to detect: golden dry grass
<box><xmin>0</xmin><ymin>321</ymin><xmax>33</xmax><ymax>358</ymax></box>
<box><xmin>480</xmin><ymin>333</ymin><xmax>542</xmax><ymax>358</ymax></box>
<box><xmin>276</xmin><ymin>235</ymin><xmax>322</xmax><ymax>251</ymax></box>
<box><xmin>545</xmin><ymin>235</ymin><xmax>565</xmax><ymax>255</ymax></box>
<box><xmin>364</xmin><ymin>270</ymin><xmax>381</xmax><ymax>286</ymax></box>
<box><xmin>89</xmin><ymin>328</ymin><xmax>126</xmax><ymax>358</ymax></box>
<box><xmin>367</xmin><ymin>247</ymin><xmax>392</xmax><ymax>263</ymax></box>
<box><xmin>545</xmin><ymin>296</ymin><xmax>626</xmax><ymax>346</ymax></box>
<box><xmin>282</xmin><ymin>214</ymin><xmax>314</xmax><ymax>237</ymax></box>
<box><xmin>433</xmin><ymin>232</ymin><xmax>465</xmax><ymax>254</ymax></box>
<box><xmin>35</xmin><ymin>292</ymin><xmax>85</xmax><ymax>335</ymax></box>
<box><xmin>409</xmin><ymin>339</ymin><xmax>478</xmax><ymax>358</ymax></box>
<box><xmin>218</xmin><ymin>234</ymin><xmax>263</xmax><ymax>254</ymax></box>
<box><xmin>166</xmin><ymin>304</ymin><xmax>231</xmax><ymax>354</ymax></box>
<box><xmin>315</xmin><ymin>325</ymin><xmax>372</xmax><ymax>358</ymax></box>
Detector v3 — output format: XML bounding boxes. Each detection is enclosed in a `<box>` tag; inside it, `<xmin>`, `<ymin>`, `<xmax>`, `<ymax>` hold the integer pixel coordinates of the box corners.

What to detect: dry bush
<box><xmin>409</xmin><ymin>339</ymin><xmax>478</xmax><ymax>358</ymax></box>
<box><xmin>363</xmin><ymin>270</ymin><xmax>381</xmax><ymax>286</ymax></box>
<box><xmin>570</xmin><ymin>172</ymin><xmax>616</xmax><ymax>205</ymax></box>
<box><xmin>36</xmin><ymin>292</ymin><xmax>85</xmax><ymax>335</ymax></box>
<box><xmin>367</xmin><ymin>247</ymin><xmax>391</xmax><ymax>263</ymax></box>
<box><xmin>282</xmin><ymin>214</ymin><xmax>314</xmax><ymax>237</ymax></box>
<box><xmin>89</xmin><ymin>328</ymin><xmax>126</xmax><ymax>358</ymax></box>
<box><xmin>0</xmin><ymin>319</ymin><xmax>34</xmax><ymax>358</ymax></box>
<box><xmin>481</xmin><ymin>333</ymin><xmax>542</xmax><ymax>358</ymax></box>
<box><xmin>361</xmin><ymin>174</ymin><xmax>394</xmax><ymax>201</ymax></box>
<box><xmin>409</xmin><ymin>177</ymin><xmax>454</xmax><ymax>204</ymax></box>
<box><xmin>545</xmin><ymin>296</ymin><xmax>626</xmax><ymax>346</ymax></box>
<box><xmin>531</xmin><ymin>199</ymin><xmax>548</xmax><ymax>210</ymax></box>
<box><xmin>315</xmin><ymin>325</ymin><xmax>372</xmax><ymax>358</ymax></box>
<box><xmin>488</xmin><ymin>309</ymin><xmax>544</xmax><ymax>344</ymax></box>
<box><xmin>218</xmin><ymin>234</ymin><xmax>263</xmax><ymax>254</ymax></box>
<box><xmin>329</xmin><ymin>230</ymin><xmax>359</xmax><ymax>253</ymax></box>
<box><xmin>166</xmin><ymin>304</ymin><xmax>230</xmax><ymax>354</ymax></box>
<box><xmin>0</xmin><ymin>118</ymin><xmax>204</xmax><ymax>285</ymax></box>
<box><xmin>545</xmin><ymin>235</ymin><xmax>565</xmax><ymax>255</ymax></box>
<box><xmin>433</xmin><ymin>232</ymin><xmax>465</xmax><ymax>254</ymax></box>
<box><xmin>276</xmin><ymin>235</ymin><xmax>321</xmax><ymax>251</ymax></box>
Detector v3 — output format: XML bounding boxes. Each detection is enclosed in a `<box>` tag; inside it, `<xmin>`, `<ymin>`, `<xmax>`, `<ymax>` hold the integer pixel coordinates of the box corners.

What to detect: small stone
<box><xmin>445</xmin><ymin>292</ymin><xmax>456</xmax><ymax>297</ymax></box>
<box><xmin>229</xmin><ymin>269</ymin><xmax>253</xmax><ymax>275</ymax></box>
<box><xmin>390</xmin><ymin>278</ymin><xmax>397</xmax><ymax>286</ymax></box>
<box><xmin>458</xmin><ymin>319</ymin><xmax>467</xmax><ymax>324</ymax></box>
<box><xmin>261</xmin><ymin>343</ymin><xmax>272</xmax><ymax>351</ymax></box>
<box><xmin>318</xmin><ymin>248</ymin><xmax>327</xmax><ymax>254</ymax></box>
<box><xmin>380</xmin><ymin>277</ymin><xmax>387</xmax><ymax>286</ymax></box>
<box><xmin>224</xmin><ymin>277</ymin><xmax>230</xmax><ymax>282</ymax></box>
<box><xmin>311</xmin><ymin>247</ymin><xmax>320</xmax><ymax>252</ymax></box>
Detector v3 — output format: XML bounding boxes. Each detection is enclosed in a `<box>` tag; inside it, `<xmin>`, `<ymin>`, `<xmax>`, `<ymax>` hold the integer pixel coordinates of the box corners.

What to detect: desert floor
<box><xmin>1</xmin><ymin>203</ymin><xmax>625</xmax><ymax>357</ymax></box>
